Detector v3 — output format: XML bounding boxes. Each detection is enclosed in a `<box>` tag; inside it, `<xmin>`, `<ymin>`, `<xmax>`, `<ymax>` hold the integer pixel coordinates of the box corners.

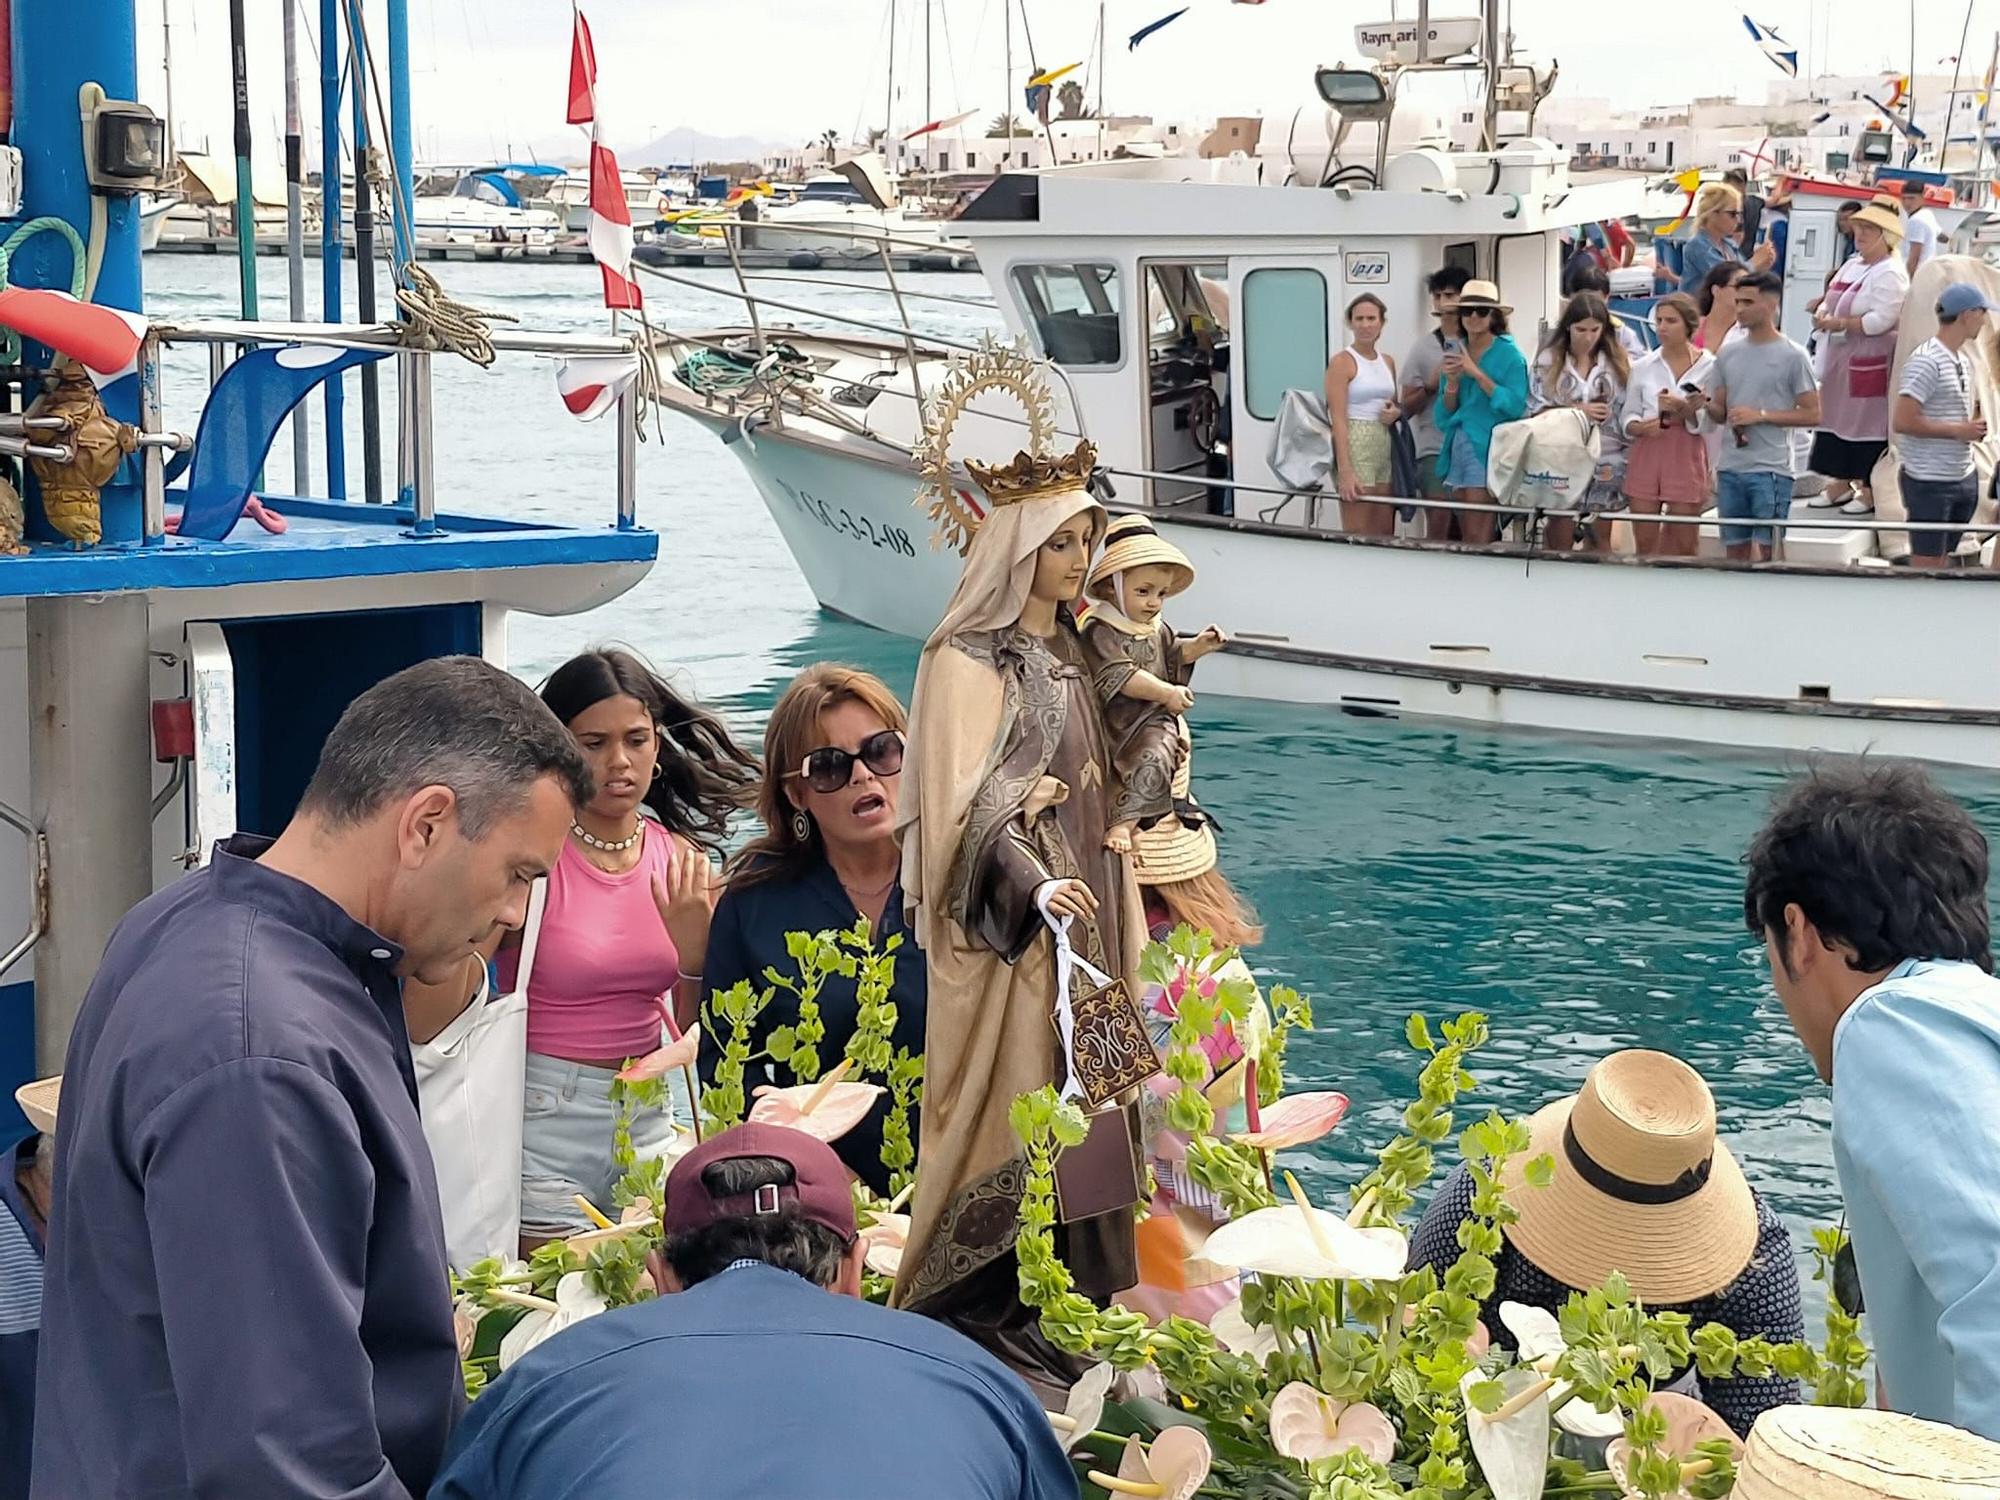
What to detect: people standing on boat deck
<box><xmin>1894</xmin><ymin>179</ymin><xmax>1943</xmax><ymax>277</ymax></box>
<box><xmin>1622</xmin><ymin>294</ymin><xmax>1715</xmax><ymax>559</ymax></box>
<box><xmin>33</xmin><ymin>657</ymin><xmax>591</xmax><ymax>1500</ymax></box>
<box><xmin>1693</xmin><ymin>262</ymin><xmax>1749</xmax><ymax>353</ymax></box>
<box><xmin>1806</xmin><ymin>198</ymin><xmax>1909</xmax><ymax>518</ymax></box>
<box><xmin>430</xmin><ymin>1124</ymin><xmax>1077</xmax><ymax>1500</ymax></box>
<box><xmin>1435</xmin><ymin>279</ymin><xmax>1531</xmax><ymax>546</ymax></box>
<box><xmin>1678</xmin><ymin>183</ymin><xmax>1774</xmax><ymax>297</ymax></box>
<box><xmin>1894</xmin><ymin>283</ymin><xmax>1992</xmax><ymax>569</ymax></box>
<box><xmin>1531</xmin><ymin>291</ymin><xmax>1631</xmax><ymax>553</ymax></box>
<box><xmin>1399</xmin><ymin>264</ymin><xmax>1473</xmax><ymax>540</ymax></box>
<box><xmin>701</xmin><ymin>664</ymin><xmax>926</xmax><ymax>1193</ymax></box>
<box><xmin>1328</xmin><ymin>293</ymin><xmax>1403</xmax><ymax>537</ymax></box>
<box><xmin>505</xmin><ymin>648</ymin><xmax>757</xmax><ymax>1247</ymax></box>
<box><xmin>1745</xmin><ymin>761</ymin><xmax>2000</xmax><ymax>1439</ymax></box>
<box><xmin>1409</xmin><ymin>1050</ymin><xmax>1803</xmax><ymax>1436</ymax></box>
<box><xmin>1</xmin><ymin>1078</ymin><xmax>55</xmax><ymax>1500</ymax></box>
<box><xmin>1561</xmin><ymin>264</ymin><xmax>1648</xmax><ymax>364</ymax></box>
<box><xmin>1705</xmin><ymin>272</ymin><xmax>1820</xmax><ymax>563</ymax></box>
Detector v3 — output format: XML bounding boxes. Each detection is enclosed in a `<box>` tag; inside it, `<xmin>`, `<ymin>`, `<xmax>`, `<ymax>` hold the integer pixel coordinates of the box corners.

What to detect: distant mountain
<box><xmin>624</xmin><ymin>126</ymin><xmax>789</xmax><ymax>167</ymax></box>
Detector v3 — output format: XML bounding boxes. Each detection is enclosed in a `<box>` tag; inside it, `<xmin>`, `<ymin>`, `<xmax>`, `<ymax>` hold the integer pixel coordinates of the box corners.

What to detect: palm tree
<box><xmin>1057</xmin><ymin>80</ymin><xmax>1087</xmax><ymax>120</ymax></box>
<box><xmin>986</xmin><ymin>113</ymin><xmax>1026</xmax><ymax>138</ymax></box>
<box><xmin>816</xmin><ymin>128</ymin><xmax>840</xmax><ymax>166</ymax></box>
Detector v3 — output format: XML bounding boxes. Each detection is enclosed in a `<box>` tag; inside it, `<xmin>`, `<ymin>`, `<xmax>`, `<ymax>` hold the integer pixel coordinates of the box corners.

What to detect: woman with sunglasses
<box><xmin>702</xmin><ymin>664</ymin><xmax>925</xmax><ymax>1192</ymax></box>
<box><xmin>1435</xmin><ymin>279</ymin><xmax>1530</xmax><ymax>545</ymax></box>
<box><xmin>1676</xmin><ymin>183</ymin><xmax>1774</xmax><ymax>297</ymax></box>
<box><xmin>506</xmin><ymin>647</ymin><xmax>759</xmax><ymax>1245</ymax></box>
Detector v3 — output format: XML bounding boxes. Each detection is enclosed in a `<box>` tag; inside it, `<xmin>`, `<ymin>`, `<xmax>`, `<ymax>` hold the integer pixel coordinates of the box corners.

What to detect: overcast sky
<box><xmin>138</xmin><ymin>0</ymin><xmax>1979</xmax><ymax>168</ymax></box>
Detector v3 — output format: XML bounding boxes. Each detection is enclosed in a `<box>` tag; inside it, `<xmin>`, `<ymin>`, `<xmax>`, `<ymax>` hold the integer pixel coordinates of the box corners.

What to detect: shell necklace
<box><xmin>572</xmin><ymin>821</ymin><xmax>643</xmax><ymax>853</ymax></box>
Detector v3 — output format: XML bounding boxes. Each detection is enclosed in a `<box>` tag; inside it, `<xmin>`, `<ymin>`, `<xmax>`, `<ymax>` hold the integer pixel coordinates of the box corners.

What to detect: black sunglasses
<box><xmin>1461</xmin><ymin>307</ymin><xmax>1495</xmax><ymax>317</ymax></box>
<box><xmin>790</xmin><ymin>729</ymin><xmax>905</xmax><ymax>794</ymax></box>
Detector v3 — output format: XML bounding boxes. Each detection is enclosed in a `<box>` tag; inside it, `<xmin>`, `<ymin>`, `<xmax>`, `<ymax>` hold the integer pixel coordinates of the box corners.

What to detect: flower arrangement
<box><xmin>1011</xmin><ymin>926</ymin><xmax>1870</xmax><ymax>1500</ymax></box>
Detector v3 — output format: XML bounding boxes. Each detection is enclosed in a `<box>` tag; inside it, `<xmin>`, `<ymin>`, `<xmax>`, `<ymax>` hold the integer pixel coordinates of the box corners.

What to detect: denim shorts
<box><xmin>1443</xmin><ymin>429</ymin><xmax>1488</xmax><ymax>490</ymax></box>
<box><xmin>522</xmin><ymin>1052</ymin><xmax>685</xmax><ymax>1235</ymax></box>
<box><xmin>1715</xmin><ymin>469</ymin><xmax>1792</xmax><ymax>547</ymax></box>
<box><xmin>1900</xmin><ymin>471</ymin><xmax>1978</xmax><ymax>557</ymax></box>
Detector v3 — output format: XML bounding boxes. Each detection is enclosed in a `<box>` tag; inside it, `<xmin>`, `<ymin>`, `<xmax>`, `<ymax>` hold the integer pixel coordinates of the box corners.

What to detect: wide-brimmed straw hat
<box><xmin>14</xmin><ymin>1075</ymin><xmax>59</xmax><ymax>1136</ymax></box>
<box><xmin>1499</xmin><ymin>1050</ymin><xmax>1757</xmax><ymax>1303</ymax></box>
<box><xmin>1851</xmin><ymin>200</ymin><xmax>1906</xmax><ymax>243</ymax></box>
<box><xmin>1131</xmin><ymin>732</ymin><xmax>1215</xmax><ymax>886</ymax></box>
<box><xmin>1734</xmin><ymin>1405</ymin><xmax>2000</xmax><ymax>1498</ymax></box>
<box><xmin>1088</xmin><ymin>514</ymin><xmax>1194</xmax><ymax>601</ymax></box>
<box><xmin>1456</xmin><ymin>279</ymin><xmax>1512</xmax><ymax>314</ymax></box>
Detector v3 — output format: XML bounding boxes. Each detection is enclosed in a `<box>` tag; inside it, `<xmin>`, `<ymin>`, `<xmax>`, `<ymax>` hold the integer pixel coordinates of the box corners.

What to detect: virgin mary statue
<box><xmin>894</xmin><ymin>431</ymin><xmax>1147</xmax><ymax>1396</ymax></box>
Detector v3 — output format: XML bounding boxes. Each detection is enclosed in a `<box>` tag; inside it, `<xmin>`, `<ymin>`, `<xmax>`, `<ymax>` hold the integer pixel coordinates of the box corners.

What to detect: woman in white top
<box><xmin>1327</xmin><ymin>292</ymin><xmax>1402</xmax><ymax>537</ymax></box>
<box><xmin>1806</xmin><ymin>199</ymin><xmax>1910</xmax><ymax>515</ymax></box>
<box><xmin>1620</xmin><ymin>293</ymin><xmax>1715</xmax><ymax>558</ymax></box>
<box><xmin>1530</xmin><ymin>291</ymin><xmax>1630</xmax><ymax>553</ymax></box>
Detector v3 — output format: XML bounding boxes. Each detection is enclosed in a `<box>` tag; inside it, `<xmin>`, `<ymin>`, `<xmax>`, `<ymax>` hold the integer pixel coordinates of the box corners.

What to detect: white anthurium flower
<box><xmin>1201</xmin><ymin>1175</ymin><xmax>1409</xmax><ymax>1283</ymax></box>
<box><xmin>1461</xmin><ymin>1367</ymin><xmax>1553</xmax><ymax>1500</ymax></box>
<box><xmin>859</xmin><ymin>1211</ymin><xmax>910</xmax><ymax>1278</ymax></box>
<box><xmin>1268</xmin><ymin>1381</ymin><xmax>1398</xmax><ymax>1465</ymax></box>
<box><xmin>496</xmin><ymin>1272</ymin><xmax>610</xmax><ymax>1371</ymax></box>
<box><xmin>1090</xmin><ymin>1429</ymin><xmax>1214</xmax><ymax>1500</ymax></box>
<box><xmin>1496</xmin><ymin>1301</ymin><xmax>1624</xmax><ymax>1440</ymax></box>
<box><xmin>1047</xmin><ymin>1361</ymin><xmax>1115</xmax><ymax>1454</ymax></box>
<box><xmin>1209</xmin><ymin>1293</ymin><xmax>1281</xmax><ymax>1364</ymax></box>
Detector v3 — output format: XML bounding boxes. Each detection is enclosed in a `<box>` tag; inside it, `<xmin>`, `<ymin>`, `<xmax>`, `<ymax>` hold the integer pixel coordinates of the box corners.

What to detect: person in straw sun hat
<box><xmin>1079</xmin><ymin>513</ymin><xmax>1226</xmax><ymax>855</ymax></box>
<box><xmin>5</xmin><ymin>1075</ymin><xmax>59</xmax><ymax>1484</ymax></box>
<box><xmin>1410</xmin><ymin>1048</ymin><xmax>1805</xmax><ymax>1434</ymax></box>
<box><xmin>1735</xmin><ymin>1404</ymin><xmax>2000</xmax><ymax>1498</ymax></box>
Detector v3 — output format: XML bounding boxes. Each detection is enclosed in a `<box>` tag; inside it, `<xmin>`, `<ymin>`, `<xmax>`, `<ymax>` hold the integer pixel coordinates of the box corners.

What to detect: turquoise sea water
<box><xmin>146</xmin><ymin>255</ymin><xmax>2000</xmax><ymax>1322</ymax></box>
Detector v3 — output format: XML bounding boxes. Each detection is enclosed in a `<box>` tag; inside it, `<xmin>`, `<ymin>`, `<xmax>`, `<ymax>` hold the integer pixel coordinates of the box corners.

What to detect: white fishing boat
<box><xmin>547</xmin><ymin>166</ymin><xmax>661</xmax><ymax>233</ymax></box>
<box><xmin>410</xmin><ymin>169</ymin><xmax>563</xmax><ymax>247</ymax></box>
<box><xmin>649</xmin><ymin>32</ymin><xmax>2000</xmax><ymax>768</ymax></box>
<box><xmin>658</xmin><ymin>158</ymin><xmax>968</xmax><ymax>262</ymax></box>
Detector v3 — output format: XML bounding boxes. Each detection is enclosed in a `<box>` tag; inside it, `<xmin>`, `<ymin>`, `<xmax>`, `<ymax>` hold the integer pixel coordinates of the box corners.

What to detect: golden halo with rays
<box><xmin>913</xmin><ymin>337</ymin><xmax>1064</xmax><ymax>555</ymax></box>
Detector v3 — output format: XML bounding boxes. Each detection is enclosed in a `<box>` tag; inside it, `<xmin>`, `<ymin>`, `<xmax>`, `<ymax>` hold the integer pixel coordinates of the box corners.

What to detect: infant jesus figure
<box><xmin>1079</xmin><ymin>515</ymin><xmax>1226</xmax><ymax>854</ymax></box>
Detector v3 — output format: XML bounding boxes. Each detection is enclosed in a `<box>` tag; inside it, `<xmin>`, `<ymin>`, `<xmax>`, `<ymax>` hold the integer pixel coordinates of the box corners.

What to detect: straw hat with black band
<box><xmin>1087</xmin><ymin>513</ymin><xmax>1194</xmax><ymax>603</ymax></box>
<box><xmin>1456</xmin><ymin>279</ymin><xmax>1513</xmax><ymax>315</ymax></box>
<box><xmin>1735</xmin><ymin>1405</ymin><xmax>2000</xmax><ymax>1498</ymax></box>
<box><xmin>1498</xmin><ymin>1050</ymin><xmax>1758</xmax><ymax>1304</ymax></box>
<box><xmin>1130</xmin><ymin>728</ymin><xmax>1214</xmax><ymax>887</ymax></box>
<box><xmin>15</xmin><ymin>1075</ymin><xmax>59</xmax><ymax>1136</ymax></box>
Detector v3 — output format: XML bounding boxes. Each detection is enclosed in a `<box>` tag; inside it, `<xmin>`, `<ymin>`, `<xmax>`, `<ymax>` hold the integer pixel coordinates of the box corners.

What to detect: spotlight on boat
<box><xmin>86</xmin><ymin>99</ymin><xmax>167</xmax><ymax>194</ymax></box>
<box><xmin>1314</xmin><ymin>68</ymin><xmax>1391</xmax><ymax>117</ymax></box>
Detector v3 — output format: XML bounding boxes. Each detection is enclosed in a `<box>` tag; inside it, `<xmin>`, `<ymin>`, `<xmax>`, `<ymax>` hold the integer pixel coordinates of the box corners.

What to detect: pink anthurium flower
<box><xmin>1268</xmin><ymin>1382</ymin><xmax>1398</xmax><ymax>1465</ymax></box>
<box><xmin>747</xmin><ymin>1066</ymin><xmax>885</xmax><ymax>1143</ymax></box>
<box><xmin>1228</xmin><ymin>1090</ymin><xmax>1350</xmax><ymax>1152</ymax></box>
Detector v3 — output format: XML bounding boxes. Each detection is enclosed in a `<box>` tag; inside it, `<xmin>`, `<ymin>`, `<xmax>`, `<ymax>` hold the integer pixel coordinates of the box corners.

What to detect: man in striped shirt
<box><xmin>1893</xmin><ymin>282</ymin><xmax>1991</xmax><ymax>568</ymax></box>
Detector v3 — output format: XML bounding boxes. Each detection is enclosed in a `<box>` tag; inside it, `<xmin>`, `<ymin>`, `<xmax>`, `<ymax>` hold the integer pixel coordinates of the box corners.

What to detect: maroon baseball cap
<box><xmin>661</xmin><ymin>1122</ymin><xmax>857</xmax><ymax>1241</ymax></box>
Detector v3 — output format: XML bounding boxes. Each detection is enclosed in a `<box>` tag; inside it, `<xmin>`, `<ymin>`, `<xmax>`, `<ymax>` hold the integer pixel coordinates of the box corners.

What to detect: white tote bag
<box><xmin>413</xmin><ymin>877</ymin><xmax>546</xmax><ymax>1270</ymax></box>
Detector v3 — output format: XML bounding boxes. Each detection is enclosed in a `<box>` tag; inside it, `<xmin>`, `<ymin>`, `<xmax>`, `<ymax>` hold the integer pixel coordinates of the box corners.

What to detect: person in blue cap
<box><xmin>1893</xmin><ymin>281</ymin><xmax>1993</xmax><ymax>568</ymax></box>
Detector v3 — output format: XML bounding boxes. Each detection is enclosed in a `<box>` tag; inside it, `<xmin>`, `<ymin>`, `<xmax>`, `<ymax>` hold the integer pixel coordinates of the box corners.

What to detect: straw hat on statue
<box><xmin>1499</xmin><ymin>1049</ymin><xmax>1759</xmax><ymax>1303</ymax></box>
<box><xmin>14</xmin><ymin>1075</ymin><xmax>59</xmax><ymax>1136</ymax></box>
<box><xmin>1734</xmin><ymin>1405</ymin><xmax>2000</xmax><ymax>1498</ymax></box>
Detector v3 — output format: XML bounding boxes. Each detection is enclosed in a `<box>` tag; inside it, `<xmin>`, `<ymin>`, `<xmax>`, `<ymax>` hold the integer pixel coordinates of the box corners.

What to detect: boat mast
<box><xmin>160</xmin><ymin>0</ymin><xmax>177</xmax><ymax>162</ymax></box>
<box><xmin>1481</xmin><ymin>0</ymin><xmax>1500</xmax><ymax>149</ymax></box>
<box><xmin>924</xmin><ymin>0</ymin><xmax>932</xmax><ymax>174</ymax></box>
<box><xmin>1004</xmin><ymin>0</ymin><xmax>1014</xmax><ymax>167</ymax></box>
<box><xmin>885</xmin><ymin>0</ymin><xmax>896</xmax><ymax>145</ymax></box>
<box><xmin>1097</xmin><ymin>0</ymin><xmax>1106</xmax><ymax>161</ymax></box>
<box><xmin>227</xmin><ymin>0</ymin><xmax>260</xmax><ymax>317</ymax></box>
<box><xmin>282</xmin><ymin>0</ymin><xmax>311</xmax><ymax>493</ymax></box>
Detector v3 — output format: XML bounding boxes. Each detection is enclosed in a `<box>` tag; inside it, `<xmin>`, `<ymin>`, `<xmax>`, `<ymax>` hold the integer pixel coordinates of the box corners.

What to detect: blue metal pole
<box><xmin>348</xmin><ymin>0</ymin><xmax>384</xmax><ymax>505</ymax></box>
<box><xmin>227</xmin><ymin>0</ymin><xmax>260</xmax><ymax>319</ymax></box>
<box><xmin>318</xmin><ymin>0</ymin><xmax>348</xmax><ymax>498</ymax></box>
<box><xmin>12</xmin><ymin>0</ymin><xmax>144</xmax><ymax>545</ymax></box>
<box><xmin>385</xmin><ymin>0</ymin><xmax>414</xmax><ymax>269</ymax></box>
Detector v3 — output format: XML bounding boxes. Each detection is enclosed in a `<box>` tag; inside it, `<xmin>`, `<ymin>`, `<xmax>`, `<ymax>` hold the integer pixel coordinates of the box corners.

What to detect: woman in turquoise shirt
<box><xmin>1435</xmin><ymin>279</ymin><xmax>1530</xmax><ymax>544</ymax></box>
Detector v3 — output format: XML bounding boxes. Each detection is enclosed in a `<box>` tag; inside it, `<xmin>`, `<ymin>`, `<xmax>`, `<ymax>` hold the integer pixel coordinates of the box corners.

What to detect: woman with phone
<box><xmin>1435</xmin><ymin>280</ymin><xmax>1530</xmax><ymax>545</ymax></box>
<box><xmin>1326</xmin><ymin>293</ymin><xmax>1402</xmax><ymax>537</ymax></box>
<box><xmin>1622</xmin><ymin>293</ymin><xmax>1715</xmax><ymax>557</ymax></box>
<box><xmin>1531</xmin><ymin>291</ymin><xmax>1631</xmax><ymax>552</ymax></box>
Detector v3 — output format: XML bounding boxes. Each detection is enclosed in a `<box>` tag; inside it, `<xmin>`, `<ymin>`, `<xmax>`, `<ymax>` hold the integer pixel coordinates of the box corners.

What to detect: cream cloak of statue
<box><xmin>892</xmin><ymin>482</ymin><xmax>1146</xmax><ymax>1316</ymax></box>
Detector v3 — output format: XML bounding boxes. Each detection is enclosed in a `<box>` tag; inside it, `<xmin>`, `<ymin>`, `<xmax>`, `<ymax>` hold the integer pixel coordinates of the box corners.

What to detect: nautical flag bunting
<box><xmin>1026</xmin><ymin>61</ymin><xmax>1080</xmax><ymax>88</ymax></box>
<box><xmin>1979</xmin><ymin>37</ymin><xmax>1998</xmax><ymax>124</ymax></box>
<box><xmin>567</xmin><ymin>3</ymin><xmax>642</xmax><ymax>310</ymax></box>
<box><xmin>555</xmin><ymin>353</ymin><xmax>641</xmax><ymax>421</ymax></box>
<box><xmin>0</xmin><ymin>287</ymin><xmax>147</xmax><ymax>388</ymax></box>
<box><xmin>901</xmin><ymin>108</ymin><xmax>978</xmax><ymax>140</ymax></box>
<box><xmin>1129</xmin><ymin>7</ymin><xmax>1189</xmax><ymax>49</ymax></box>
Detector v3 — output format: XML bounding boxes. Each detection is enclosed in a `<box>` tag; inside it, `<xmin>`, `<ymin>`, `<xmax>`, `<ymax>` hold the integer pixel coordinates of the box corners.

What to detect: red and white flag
<box><xmin>555</xmin><ymin>353</ymin><xmax>640</xmax><ymax>421</ymax></box>
<box><xmin>567</xmin><ymin>4</ymin><xmax>643</xmax><ymax>311</ymax></box>
<box><xmin>0</xmin><ymin>287</ymin><xmax>146</xmax><ymax>387</ymax></box>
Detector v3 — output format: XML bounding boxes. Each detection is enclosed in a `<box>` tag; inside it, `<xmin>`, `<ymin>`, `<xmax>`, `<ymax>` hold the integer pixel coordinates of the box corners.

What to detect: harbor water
<box><xmin>147</xmin><ymin>256</ymin><xmax>2000</xmax><ymax>1321</ymax></box>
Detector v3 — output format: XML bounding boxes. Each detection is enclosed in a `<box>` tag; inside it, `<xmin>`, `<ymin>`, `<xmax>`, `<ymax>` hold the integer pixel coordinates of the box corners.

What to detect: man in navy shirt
<box><xmin>432</xmin><ymin>1123</ymin><xmax>1080</xmax><ymax>1500</ymax></box>
<box><xmin>33</xmin><ymin>656</ymin><xmax>591</xmax><ymax>1500</ymax></box>
<box><xmin>1</xmin><ymin>1077</ymin><xmax>55</xmax><ymax>1500</ymax></box>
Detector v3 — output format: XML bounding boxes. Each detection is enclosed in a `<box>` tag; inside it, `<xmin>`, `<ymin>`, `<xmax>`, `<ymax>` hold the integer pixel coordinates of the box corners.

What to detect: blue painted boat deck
<box><xmin>0</xmin><ymin>497</ymin><xmax>657</xmax><ymax>598</ymax></box>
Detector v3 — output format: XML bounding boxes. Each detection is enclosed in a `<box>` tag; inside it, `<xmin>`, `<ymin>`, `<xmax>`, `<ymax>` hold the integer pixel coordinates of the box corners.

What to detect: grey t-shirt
<box><xmin>1401</xmin><ymin>329</ymin><xmax>1451</xmax><ymax>456</ymax></box>
<box><xmin>1711</xmin><ymin>334</ymin><xmax>1817</xmax><ymax>473</ymax></box>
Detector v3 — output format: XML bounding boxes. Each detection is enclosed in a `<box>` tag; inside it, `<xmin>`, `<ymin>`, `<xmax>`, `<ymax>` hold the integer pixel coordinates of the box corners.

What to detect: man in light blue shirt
<box><xmin>1744</xmin><ymin>761</ymin><xmax>1999</xmax><ymax>1438</ymax></box>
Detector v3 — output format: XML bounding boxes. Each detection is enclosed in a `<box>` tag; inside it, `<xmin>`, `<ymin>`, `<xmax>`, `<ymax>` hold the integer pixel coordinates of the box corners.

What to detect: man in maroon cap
<box><xmin>430</xmin><ymin>1123</ymin><xmax>1079</xmax><ymax>1500</ymax></box>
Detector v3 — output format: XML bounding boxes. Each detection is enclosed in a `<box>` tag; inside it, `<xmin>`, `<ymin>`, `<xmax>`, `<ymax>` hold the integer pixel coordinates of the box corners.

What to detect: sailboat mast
<box><xmin>160</xmin><ymin>0</ymin><xmax>177</xmax><ymax>161</ymax></box>
<box><xmin>1097</xmin><ymin>0</ymin><xmax>1106</xmax><ymax>160</ymax></box>
<box><xmin>282</xmin><ymin>0</ymin><xmax>310</xmax><ymax>492</ymax></box>
<box><xmin>1005</xmin><ymin>0</ymin><xmax>1014</xmax><ymax>164</ymax></box>
<box><xmin>886</xmin><ymin>0</ymin><xmax>896</xmax><ymax>142</ymax></box>
<box><xmin>923</xmin><ymin>0</ymin><xmax>932</xmax><ymax>176</ymax></box>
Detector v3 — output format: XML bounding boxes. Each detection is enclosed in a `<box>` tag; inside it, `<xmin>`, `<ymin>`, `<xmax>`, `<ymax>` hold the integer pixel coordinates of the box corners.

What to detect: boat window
<box><xmin>1241</xmin><ymin>267</ymin><xmax>1327</xmax><ymax>421</ymax></box>
<box><xmin>1443</xmin><ymin>241</ymin><xmax>1478</xmax><ymax>278</ymax></box>
<box><xmin>1013</xmin><ymin>263</ymin><xmax>1123</xmax><ymax>367</ymax></box>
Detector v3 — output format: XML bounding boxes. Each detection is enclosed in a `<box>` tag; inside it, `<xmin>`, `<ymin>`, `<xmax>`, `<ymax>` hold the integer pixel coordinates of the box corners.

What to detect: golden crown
<box><xmin>914</xmin><ymin>339</ymin><xmax>1086</xmax><ymax>554</ymax></box>
<box><xmin>964</xmin><ymin>440</ymin><xmax>1099</xmax><ymax>505</ymax></box>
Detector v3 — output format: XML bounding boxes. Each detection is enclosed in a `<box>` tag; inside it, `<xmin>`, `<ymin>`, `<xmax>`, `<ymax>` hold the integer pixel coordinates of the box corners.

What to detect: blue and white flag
<box><xmin>1742</xmin><ymin>16</ymin><xmax>1799</xmax><ymax>77</ymax></box>
<box><xmin>1128</xmin><ymin>7</ymin><xmax>1189</xmax><ymax>50</ymax></box>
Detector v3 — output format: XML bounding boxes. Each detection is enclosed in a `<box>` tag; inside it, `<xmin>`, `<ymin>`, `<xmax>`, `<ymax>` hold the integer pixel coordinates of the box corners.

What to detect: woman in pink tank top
<box><xmin>502</xmin><ymin>648</ymin><xmax>758</xmax><ymax>1243</ymax></box>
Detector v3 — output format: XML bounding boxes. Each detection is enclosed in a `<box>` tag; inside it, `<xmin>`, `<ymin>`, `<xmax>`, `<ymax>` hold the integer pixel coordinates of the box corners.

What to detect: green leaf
<box><xmin>1522</xmin><ymin>1152</ymin><xmax>1555</xmax><ymax>1189</ymax></box>
<box><xmin>1405</xmin><ymin>1014</ymin><xmax>1434</xmax><ymax>1052</ymax></box>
